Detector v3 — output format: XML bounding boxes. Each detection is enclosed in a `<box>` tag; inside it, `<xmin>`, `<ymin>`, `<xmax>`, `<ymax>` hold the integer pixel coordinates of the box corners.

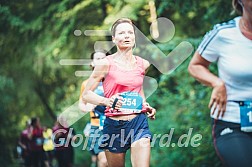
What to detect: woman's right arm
<box><xmin>81</xmin><ymin>58</ymin><xmax>123</xmax><ymax>110</ymax></box>
<box><xmin>81</xmin><ymin>58</ymin><xmax>110</xmax><ymax>107</ymax></box>
<box><xmin>188</xmin><ymin>51</ymin><xmax>227</xmax><ymax>118</ymax></box>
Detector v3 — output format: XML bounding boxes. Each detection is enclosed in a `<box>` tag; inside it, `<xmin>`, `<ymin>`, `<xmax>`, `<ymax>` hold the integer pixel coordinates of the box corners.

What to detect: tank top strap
<box><xmin>105</xmin><ymin>55</ymin><xmax>116</xmax><ymax>71</ymax></box>
<box><xmin>135</xmin><ymin>56</ymin><xmax>145</xmax><ymax>71</ymax></box>
<box><xmin>105</xmin><ymin>55</ymin><xmax>114</xmax><ymax>64</ymax></box>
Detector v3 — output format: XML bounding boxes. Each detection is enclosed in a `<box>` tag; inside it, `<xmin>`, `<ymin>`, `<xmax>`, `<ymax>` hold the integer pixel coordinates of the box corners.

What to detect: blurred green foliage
<box><xmin>0</xmin><ymin>0</ymin><xmax>237</xmax><ymax>166</ymax></box>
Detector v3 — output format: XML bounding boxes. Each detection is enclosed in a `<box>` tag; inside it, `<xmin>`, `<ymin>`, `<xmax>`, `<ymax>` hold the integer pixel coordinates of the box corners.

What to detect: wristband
<box><xmin>111</xmin><ymin>98</ymin><xmax>119</xmax><ymax>109</ymax></box>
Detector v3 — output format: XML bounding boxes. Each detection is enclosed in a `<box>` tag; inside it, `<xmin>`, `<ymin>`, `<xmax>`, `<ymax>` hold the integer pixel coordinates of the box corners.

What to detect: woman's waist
<box><xmin>105</xmin><ymin>107</ymin><xmax>146</xmax><ymax>117</ymax></box>
<box><xmin>107</xmin><ymin>113</ymin><xmax>139</xmax><ymax>121</ymax></box>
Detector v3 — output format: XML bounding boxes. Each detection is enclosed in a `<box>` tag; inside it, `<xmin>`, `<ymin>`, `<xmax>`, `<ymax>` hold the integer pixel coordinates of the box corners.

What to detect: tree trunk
<box><xmin>34</xmin><ymin>85</ymin><xmax>56</xmax><ymax>120</ymax></box>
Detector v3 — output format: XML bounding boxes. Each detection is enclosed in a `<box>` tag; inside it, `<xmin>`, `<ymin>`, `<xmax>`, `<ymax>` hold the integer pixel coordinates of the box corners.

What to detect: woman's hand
<box><xmin>209</xmin><ymin>80</ymin><xmax>227</xmax><ymax>118</ymax></box>
<box><xmin>143</xmin><ymin>102</ymin><xmax>156</xmax><ymax>120</ymax></box>
<box><xmin>106</xmin><ymin>94</ymin><xmax>123</xmax><ymax>110</ymax></box>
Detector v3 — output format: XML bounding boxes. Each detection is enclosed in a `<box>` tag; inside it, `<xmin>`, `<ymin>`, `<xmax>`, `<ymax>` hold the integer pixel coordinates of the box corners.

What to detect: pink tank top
<box><xmin>103</xmin><ymin>55</ymin><xmax>145</xmax><ymax>117</ymax></box>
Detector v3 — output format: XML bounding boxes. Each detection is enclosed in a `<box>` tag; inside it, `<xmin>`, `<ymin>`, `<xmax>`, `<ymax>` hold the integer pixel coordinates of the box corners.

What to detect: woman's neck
<box><xmin>116</xmin><ymin>48</ymin><xmax>134</xmax><ymax>61</ymax></box>
<box><xmin>242</xmin><ymin>15</ymin><xmax>252</xmax><ymax>32</ymax></box>
<box><xmin>240</xmin><ymin>15</ymin><xmax>252</xmax><ymax>40</ymax></box>
<box><xmin>114</xmin><ymin>48</ymin><xmax>137</xmax><ymax>70</ymax></box>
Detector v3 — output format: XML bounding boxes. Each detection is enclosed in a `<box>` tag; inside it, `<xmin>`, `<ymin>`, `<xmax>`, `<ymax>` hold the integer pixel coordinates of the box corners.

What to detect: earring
<box><xmin>239</xmin><ymin>0</ymin><xmax>244</xmax><ymax>7</ymax></box>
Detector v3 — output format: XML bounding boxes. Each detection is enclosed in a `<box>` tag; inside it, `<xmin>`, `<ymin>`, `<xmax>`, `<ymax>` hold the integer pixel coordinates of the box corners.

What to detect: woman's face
<box><xmin>92</xmin><ymin>52</ymin><xmax>106</xmax><ymax>67</ymax></box>
<box><xmin>113</xmin><ymin>22</ymin><xmax>135</xmax><ymax>50</ymax></box>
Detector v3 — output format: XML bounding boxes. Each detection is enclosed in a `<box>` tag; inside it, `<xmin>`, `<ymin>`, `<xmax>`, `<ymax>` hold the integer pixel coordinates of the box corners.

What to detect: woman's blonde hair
<box><xmin>111</xmin><ymin>18</ymin><xmax>135</xmax><ymax>36</ymax></box>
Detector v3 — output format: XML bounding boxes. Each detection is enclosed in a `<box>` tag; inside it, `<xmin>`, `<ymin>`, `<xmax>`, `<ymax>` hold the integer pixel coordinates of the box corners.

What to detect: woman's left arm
<box><xmin>141</xmin><ymin>58</ymin><xmax>156</xmax><ymax>119</ymax></box>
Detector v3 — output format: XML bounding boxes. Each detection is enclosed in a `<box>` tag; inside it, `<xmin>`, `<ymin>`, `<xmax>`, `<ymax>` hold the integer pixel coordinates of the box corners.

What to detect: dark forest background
<box><xmin>0</xmin><ymin>0</ymin><xmax>237</xmax><ymax>166</ymax></box>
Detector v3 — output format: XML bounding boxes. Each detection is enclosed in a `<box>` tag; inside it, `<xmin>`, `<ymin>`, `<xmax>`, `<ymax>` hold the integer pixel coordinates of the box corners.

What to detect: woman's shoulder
<box><xmin>201</xmin><ymin>17</ymin><xmax>239</xmax><ymax>44</ymax></box>
<box><xmin>106</xmin><ymin>54</ymin><xmax>114</xmax><ymax>59</ymax></box>
<box><xmin>103</xmin><ymin>54</ymin><xmax>116</xmax><ymax>64</ymax></box>
<box><xmin>207</xmin><ymin>17</ymin><xmax>238</xmax><ymax>36</ymax></box>
<box><xmin>96</xmin><ymin>56</ymin><xmax>110</xmax><ymax>67</ymax></box>
<box><xmin>134</xmin><ymin>55</ymin><xmax>150</xmax><ymax>70</ymax></box>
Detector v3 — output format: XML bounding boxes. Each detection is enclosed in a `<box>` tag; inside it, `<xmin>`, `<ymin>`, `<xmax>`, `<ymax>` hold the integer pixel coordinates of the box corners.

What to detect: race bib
<box><xmin>119</xmin><ymin>91</ymin><xmax>143</xmax><ymax>114</ymax></box>
<box><xmin>239</xmin><ymin>101</ymin><xmax>252</xmax><ymax>132</ymax></box>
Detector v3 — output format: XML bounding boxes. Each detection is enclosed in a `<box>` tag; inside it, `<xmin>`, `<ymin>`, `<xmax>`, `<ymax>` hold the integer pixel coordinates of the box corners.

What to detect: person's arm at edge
<box><xmin>188</xmin><ymin>51</ymin><xmax>224</xmax><ymax>87</ymax></box>
<box><xmin>188</xmin><ymin>51</ymin><xmax>227</xmax><ymax>118</ymax></box>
